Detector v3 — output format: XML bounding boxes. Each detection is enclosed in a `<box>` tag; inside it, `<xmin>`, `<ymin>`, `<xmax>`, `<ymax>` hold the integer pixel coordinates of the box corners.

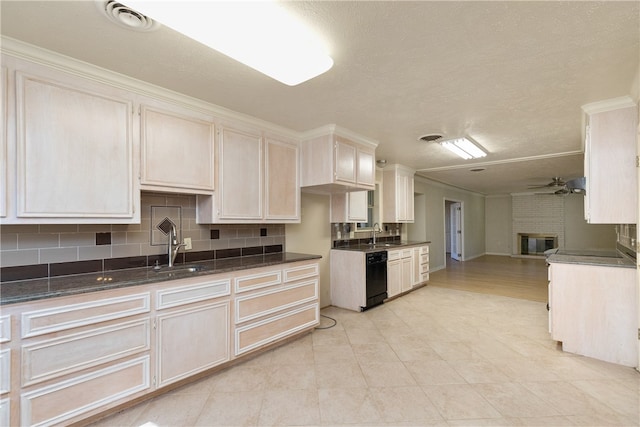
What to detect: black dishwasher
<box><xmin>363</xmin><ymin>251</ymin><xmax>387</xmax><ymax>311</ymax></box>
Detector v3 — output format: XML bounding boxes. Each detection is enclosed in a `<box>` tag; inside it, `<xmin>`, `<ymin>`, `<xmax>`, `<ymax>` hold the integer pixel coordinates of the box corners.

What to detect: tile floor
<box><xmin>89</xmin><ymin>286</ymin><xmax>639</xmax><ymax>426</ymax></box>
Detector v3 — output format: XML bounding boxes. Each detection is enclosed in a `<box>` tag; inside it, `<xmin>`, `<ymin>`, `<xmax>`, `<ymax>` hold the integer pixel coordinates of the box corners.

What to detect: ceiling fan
<box><xmin>528</xmin><ymin>177</ymin><xmax>567</xmax><ymax>189</ymax></box>
<box><xmin>535</xmin><ymin>187</ymin><xmax>571</xmax><ymax>196</ymax></box>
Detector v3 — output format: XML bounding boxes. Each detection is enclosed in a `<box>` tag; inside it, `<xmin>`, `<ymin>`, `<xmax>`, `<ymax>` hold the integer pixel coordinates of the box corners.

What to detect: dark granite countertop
<box><xmin>332</xmin><ymin>241</ymin><xmax>431</xmax><ymax>253</ymax></box>
<box><xmin>0</xmin><ymin>252</ymin><xmax>321</xmax><ymax>305</ymax></box>
<box><xmin>547</xmin><ymin>250</ymin><xmax>635</xmax><ymax>269</ymax></box>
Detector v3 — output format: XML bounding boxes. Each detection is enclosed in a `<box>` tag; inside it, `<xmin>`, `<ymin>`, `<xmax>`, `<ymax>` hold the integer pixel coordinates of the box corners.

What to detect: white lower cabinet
<box><xmin>20</xmin><ymin>356</ymin><xmax>150</xmax><ymax>427</ymax></box>
<box><xmin>0</xmin><ymin>314</ymin><xmax>10</xmax><ymax>427</ymax></box>
<box><xmin>549</xmin><ymin>262</ymin><xmax>637</xmax><ymax>367</ymax></box>
<box><xmin>387</xmin><ymin>249</ymin><xmax>413</xmax><ymax>297</ymax></box>
<box><xmin>400</xmin><ymin>249</ymin><xmax>413</xmax><ymax>293</ymax></box>
<box><xmin>4</xmin><ymin>259</ymin><xmax>319</xmax><ymax>425</ymax></box>
<box><xmin>387</xmin><ymin>256</ymin><xmax>402</xmax><ymax>298</ymax></box>
<box><xmin>155</xmin><ymin>277</ymin><xmax>231</xmax><ymax>388</ymax></box>
<box><xmin>413</xmin><ymin>245</ymin><xmax>429</xmax><ymax>286</ymax></box>
<box><xmin>234</xmin><ymin>261</ymin><xmax>319</xmax><ymax>356</ymax></box>
<box><xmin>5</xmin><ymin>291</ymin><xmax>153</xmax><ymax>426</ymax></box>
<box><xmin>156</xmin><ymin>302</ymin><xmax>229</xmax><ymax>388</ymax></box>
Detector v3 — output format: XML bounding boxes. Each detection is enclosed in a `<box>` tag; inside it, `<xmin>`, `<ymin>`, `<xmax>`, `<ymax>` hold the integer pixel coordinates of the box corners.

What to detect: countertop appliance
<box><xmin>363</xmin><ymin>251</ymin><xmax>387</xmax><ymax>310</ymax></box>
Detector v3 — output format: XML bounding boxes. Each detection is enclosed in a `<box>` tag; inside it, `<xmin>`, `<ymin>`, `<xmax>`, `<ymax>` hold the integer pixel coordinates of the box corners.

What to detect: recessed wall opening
<box><xmin>519</xmin><ymin>233</ymin><xmax>557</xmax><ymax>256</ymax></box>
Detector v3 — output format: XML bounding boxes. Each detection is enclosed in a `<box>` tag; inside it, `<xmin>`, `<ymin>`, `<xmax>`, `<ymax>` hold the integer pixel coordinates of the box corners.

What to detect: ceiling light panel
<box><xmin>440</xmin><ymin>137</ymin><xmax>487</xmax><ymax>159</ymax></box>
<box><xmin>122</xmin><ymin>1</ymin><xmax>333</xmax><ymax>86</ymax></box>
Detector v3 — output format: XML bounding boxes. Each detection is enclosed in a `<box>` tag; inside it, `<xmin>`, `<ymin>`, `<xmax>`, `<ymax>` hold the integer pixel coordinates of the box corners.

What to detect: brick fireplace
<box><xmin>512</xmin><ymin>194</ymin><xmax>565</xmax><ymax>256</ymax></box>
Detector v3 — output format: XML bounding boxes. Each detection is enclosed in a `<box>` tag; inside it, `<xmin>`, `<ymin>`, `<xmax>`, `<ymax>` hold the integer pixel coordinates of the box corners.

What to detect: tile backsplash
<box><xmin>0</xmin><ymin>193</ymin><xmax>285</xmax><ymax>268</ymax></box>
<box><xmin>331</xmin><ymin>222</ymin><xmax>401</xmax><ymax>247</ymax></box>
<box><xmin>616</xmin><ymin>224</ymin><xmax>637</xmax><ymax>253</ymax></box>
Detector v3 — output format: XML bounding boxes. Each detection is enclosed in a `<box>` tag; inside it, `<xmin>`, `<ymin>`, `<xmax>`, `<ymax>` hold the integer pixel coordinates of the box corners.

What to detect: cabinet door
<box><xmin>412</xmin><ymin>248</ymin><xmax>421</xmax><ymax>286</ymax></box>
<box><xmin>218</xmin><ymin>126</ymin><xmax>262</xmax><ymax>219</ymax></box>
<box><xmin>16</xmin><ymin>72</ymin><xmax>136</xmax><ymax>221</ymax></box>
<box><xmin>400</xmin><ymin>251</ymin><xmax>413</xmax><ymax>292</ymax></box>
<box><xmin>584</xmin><ymin>105</ymin><xmax>637</xmax><ymax>224</ymax></box>
<box><xmin>357</xmin><ymin>148</ymin><xmax>375</xmax><ymax>187</ymax></box>
<box><xmin>334</xmin><ymin>139</ymin><xmax>357</xmax><ymax>184</ymax></box>
<box><xmin>265</xmin><ymin>137</ymin><xmax>299</xmax><ymax>221</ymax></box>
<box><xmin>348</xmin><ymin>191</ymin><xmax>368</xmax><ymax>222</ymax></box>
<box><xmin>405</xmin><ymin>174</ymin><xmax>414</xmax><ymax>222</ymax></box>
<box><xmin>0</xmin><ymin>67</ymin><xmax>6</xmax><ymax>218</ymax></box>
<box><xmin>397</xmin><ymin>174</ymin><xmax>408</xmax><ymax>221</ymax></box>
<box><xmin>330</xmin><ymin>191</ymin><xmax>368</xmax><ymax>222</ymax></box>
<box><xmin>156</xmin><ymin>301</ymin><xmax>229</xmax><ymax>388</ymax></box>
<box><xmin>140</xmin><ymin>104</ymin><xmax>214</xmax><ymax>193</ymax></box>
<box><xmin>387</xmin><ymin>258</ymin><xmax>402</xmax><ymax>298</ymax></box>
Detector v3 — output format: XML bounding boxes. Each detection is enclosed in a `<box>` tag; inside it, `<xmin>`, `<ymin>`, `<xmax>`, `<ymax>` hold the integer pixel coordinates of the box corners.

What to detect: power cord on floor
<box><xmin>315</xmin><ymin>314</ymin><xmax>337</xmax><ymax>329</ymax></box>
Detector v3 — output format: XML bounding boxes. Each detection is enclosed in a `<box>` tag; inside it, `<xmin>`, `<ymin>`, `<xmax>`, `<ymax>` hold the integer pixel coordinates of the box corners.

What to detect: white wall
<box><xmin>410</xmin><ymin>177</ymin><xmax>486</xmax><ymax>272</ymax></box>
<box><xmin>285</xmin><ymin>192</ymin><xmax>332</xmax><ymax>308</ymax></box>
<box><xmin>564</xmin><ymin>195</ymin><xmax>616</xmax><ymax>250</ymax></box>
<box><xmin>485</xmin><ymin>193</ymin><xmax>616</xmax><ymax>255</ymax></box>
<box><xmin>485</xmin><ymin>195</ymin><xmax>512</xmax><ymax>255</ymax></box>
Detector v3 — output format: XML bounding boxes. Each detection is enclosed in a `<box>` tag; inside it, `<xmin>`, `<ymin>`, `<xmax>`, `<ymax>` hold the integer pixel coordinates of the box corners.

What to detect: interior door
<box><xmin>450</xmin><ymin>202</ymin><xmax>462</xmax><ymax>261</ymax></box>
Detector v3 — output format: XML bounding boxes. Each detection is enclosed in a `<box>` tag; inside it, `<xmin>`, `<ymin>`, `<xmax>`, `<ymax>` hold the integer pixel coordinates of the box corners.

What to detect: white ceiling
<box><xmin>2</xmin><ymin>1</ymin><xmax>638</xmax><ymax>195</ymax></box>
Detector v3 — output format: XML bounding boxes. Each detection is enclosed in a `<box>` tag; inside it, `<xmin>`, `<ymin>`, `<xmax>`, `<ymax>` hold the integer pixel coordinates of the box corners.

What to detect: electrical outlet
<box><xmin>183</xmin><ymin>237</ymin><xmax>192</xmax><ymax>250</ymax></box>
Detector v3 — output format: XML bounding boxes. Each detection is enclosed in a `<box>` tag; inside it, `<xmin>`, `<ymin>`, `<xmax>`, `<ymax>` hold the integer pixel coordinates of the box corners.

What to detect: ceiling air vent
<box><xmin>419</xmin><ymin>134</ymin><xmax>443</xmax><ymax>142</ymax></box>
<box><xmin>99</xmin><ymin>1</ymin><xmax>160</xmax><ymax>32</ymax></box>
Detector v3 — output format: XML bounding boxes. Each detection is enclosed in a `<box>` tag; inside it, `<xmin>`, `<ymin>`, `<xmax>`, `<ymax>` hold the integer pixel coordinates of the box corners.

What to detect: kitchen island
<box><xmin>546</xmin><ymin>249</ymin><xmax>637</xmax><ymax>367</ymax></box>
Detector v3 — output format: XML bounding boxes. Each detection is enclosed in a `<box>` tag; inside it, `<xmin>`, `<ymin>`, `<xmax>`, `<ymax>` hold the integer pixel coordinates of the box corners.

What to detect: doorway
<box><xmin>444</xmin><ymin>199</ymin><xmax>463</xmax><ymax>266</ymax></box>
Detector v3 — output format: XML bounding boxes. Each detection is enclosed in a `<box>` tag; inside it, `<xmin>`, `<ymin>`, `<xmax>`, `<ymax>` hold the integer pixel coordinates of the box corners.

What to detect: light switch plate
<box><xmin>183</xmin><ymin>238</ymin><xmax>192</xmax><ymax>250</ymax></box>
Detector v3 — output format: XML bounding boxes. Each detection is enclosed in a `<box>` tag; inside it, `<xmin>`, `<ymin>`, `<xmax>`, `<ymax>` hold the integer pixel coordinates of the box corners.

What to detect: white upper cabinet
<box><xmin>197</xmin><ymin>124</ymin><xmax>300</xmax><ymax>223</ymax></box>
<box><xmin>219</xmin><ymin>124</ymin><xmax>263</xmax><ymax>220</ymax></box>
<box><xmin>330</xmin><ymin>190</ymin><xmax>368</xmax><ymax>223</ymax></box>
<box><xmin>264</xmin><ymin>135</ymin><xmax>300</xmax><ymax>221</ymax></box>
<box><xmin>0</xmin><ymin>67</ymin><xmax>6</xmax><ymax>218</ymax></box>
<box><xmin>140</xmin><ymin>103</ymin><xmax>214</xmax><ymax>194</ymax></box>
<box><xmin>582</xmin><ymin>97</ymin><xmax>638</xmax><ymax>224</ymax></box>
<box><xmin>300</xmin><ymin>125</ymin><xmax>377</xmax><ymax>193</ymax></box>
<box><xmin>356</xmin><ymin>147</ymin><xmax>376</xmax><ymax>188</ymax></box>
<box><xmin>8</xmin><ymin>59</ymin><xmax>140</xmax><ymax>224</ymax></box>
<box><xmin>382</xmin><ymin>164</ymin><xmax>415</xmax><ymax>223</ymax></box>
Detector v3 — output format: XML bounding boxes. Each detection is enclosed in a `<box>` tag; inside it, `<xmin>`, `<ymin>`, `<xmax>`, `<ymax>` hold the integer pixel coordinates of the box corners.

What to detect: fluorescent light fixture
<box><xmin>440</xmin><ymin>137</ymin><xmax>487</xmax><ymax>159</ymax></box>
<box><xmin>123</xmin><ymin>1</ymin><xmax>334</xmax><ymax>86</ymax></box>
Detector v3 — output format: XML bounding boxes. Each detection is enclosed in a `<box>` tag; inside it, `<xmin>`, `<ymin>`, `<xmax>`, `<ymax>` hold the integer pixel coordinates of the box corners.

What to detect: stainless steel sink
<box><xmin>154</xmin><ymin>264</ymin><xmax>206</xmax><ymax>275</ymax></box>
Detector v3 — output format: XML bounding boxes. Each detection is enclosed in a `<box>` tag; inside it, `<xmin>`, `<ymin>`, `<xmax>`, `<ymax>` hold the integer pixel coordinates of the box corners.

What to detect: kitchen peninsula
<box><xmin>0</xmin><ymin>251</ymin><xmax>321</xmax><ymax>426</ymax></box>
<box><xmin>331</xmin><ymin>241</ymin><xmax>430</xmax><ymax>312</ymax></box>
<box><xmin>547</xmin><ymin>248</ymin><xmax>636</xmax><ymax>367</ymax></box>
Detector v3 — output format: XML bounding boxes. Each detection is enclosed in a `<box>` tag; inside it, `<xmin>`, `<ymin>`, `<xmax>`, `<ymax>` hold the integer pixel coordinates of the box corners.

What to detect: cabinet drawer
<box><xmin>420</xmin><ymin>263</ymin><xmax>429</xmax><ymax>274</ymax></box>
<box><xmin>235</xmin><ymin>270</ymin><xmax>281</xmax><ymax>293</ymax></box>
<box><xmin>0</xmin><ymin>349</ymin><xmax>9</xmax><ymax>394</ymax></box>
<box><xmin>235</xmin><ymin>303</ymin><xmax>318</xmax><ymax>355</ymax></box>
<box><xmin>387</xmin><ymin>251</ymin><xmax>401</xmax><ymax>261</ymax></box>
<box><xmin>0</xmin><ymin>315</ymin><xmax>10</xmax><ymax>343</ymax></box>
<box><xmin>401</xmin><ymin>249</ymin><xmax>413</xmax><ymax>258</ymax></box>
<box><xmin>22</xmin><ymin>319</ymin><xmax>150</xmax><ymax>387</ymax></box>
<box><xmin>420</xmin><ymin>246</ymin><xmax>429</xmax><ymax>255</ymax></box>
<box><xmin>0</xmin><ymin>398</ymin><xmax>8</xmax><ymax>427</ymax></box>
<box><xmin>420</xmin><ymin>273</ymin><xmax>429</xmax><ymax>282</ymax></box>
<box><xmin>21</xmin><ymin>293</ymin><xmax>150</xmax><ymax>338</ymax></box>
<box><xmin>420</xmin><ymin>254</ymin><xmax>429</xmax><ymax>264</ymax></box>
<box><xmin>156</xmin><ymin>279</ymin><xmax>230</xmax><ymax>310</ymax></box>
<box><xmin>235</xmin><ymin>280</ymin><xmax>318</xmax><ymax>324</ymax></box>
<box><xmin>20</xmin><ymin>356</ymin><xmax>150</xmax><ymax>427</ymax></box>
<box><xmin>283</xmin><ymin>263</ymin><xmax>318</xmax><ymax>283</ymax></box>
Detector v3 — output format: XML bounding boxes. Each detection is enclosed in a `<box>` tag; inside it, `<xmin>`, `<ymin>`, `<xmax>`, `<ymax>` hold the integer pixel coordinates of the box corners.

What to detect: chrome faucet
<box><xmin>372</xmin><ymin>222</ymin><xmax>381</xmax><ymax>245</ymax></box>
<box><xmin>168</xmin><ymin>225</ymin><xmax>185</xmax><ymax>267</ymax></box>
